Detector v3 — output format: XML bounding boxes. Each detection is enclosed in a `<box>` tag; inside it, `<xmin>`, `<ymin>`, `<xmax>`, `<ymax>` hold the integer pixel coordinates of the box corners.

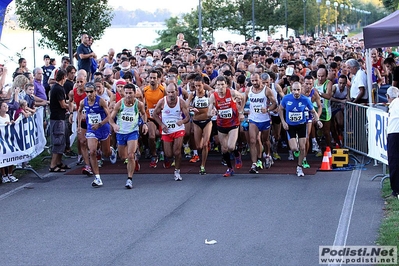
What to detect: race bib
<box><xmin>88</xmin><ymin>113</ymin><xmax>102</xmax><ymax>125</ymax></box>
<box><xmin>195</xmin><ymin>98</ymin><xmax>208</xmax><ymax>108</ymax></box>
<box><xmin>121</xmin><ymin>111</ymin><xmax>136</xmax><ymax>122</ymax></box>
<box><xmin>149</xmin><ymin>108</ymin><xmax>155</xmax><ymax>118</ymax></box>
<box><xmin>165</xmin><ymin>119</ymin><xmax>177</xmax><ymax>129</ymax></box>
<box><xmin>288</xmin><ymin>111</ymin><xmax>303</xmax><ymax>122</ymax></box>
<box><xmin>219</xmin><ymin>108</ymin><xmax>233</xmax><ymax>119</ymax></box>
<box><xmin>253</xmin><ymin>104</ymin><xmax>263</xmax><ymax>113</ymax></box>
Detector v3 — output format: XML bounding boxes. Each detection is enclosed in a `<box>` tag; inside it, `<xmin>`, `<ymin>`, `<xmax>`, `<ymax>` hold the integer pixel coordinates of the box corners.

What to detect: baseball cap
<box><xmin>116</xmin><ymin>79</ymin><xmax>127</xmax><ymax>86</ymax></box>
<box><xmin>386</xmin><ymin>86</ymin><xmax>399</xmax><ymax>99</ymax></box>
<box><xmin>43</xmin><ymin>54</ymin><xmax>50</xmax><ymax>60</ymax></box>
<box><xmin>62</xmin><ymin>56</ymin><xmax>70</xmax><ymax>62</ymax></box>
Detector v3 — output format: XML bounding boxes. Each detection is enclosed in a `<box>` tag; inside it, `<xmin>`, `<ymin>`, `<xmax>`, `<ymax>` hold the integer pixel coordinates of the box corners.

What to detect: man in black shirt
<box><xmin>49</xmin><ymin>70</ymin><xmax>69</xmax><ymax>172</ymax></box>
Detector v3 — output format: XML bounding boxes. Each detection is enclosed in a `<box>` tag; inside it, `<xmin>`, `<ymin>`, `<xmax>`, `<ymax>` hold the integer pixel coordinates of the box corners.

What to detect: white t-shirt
<box><xmin>388</xmin><ymin>98</ymin><xmax>399</xmax><ymax>134</ymax></box>
<box><xmin>350</xmin><ymin>69</ymin><xmax>368</xmax><ymax>100</ymax></box>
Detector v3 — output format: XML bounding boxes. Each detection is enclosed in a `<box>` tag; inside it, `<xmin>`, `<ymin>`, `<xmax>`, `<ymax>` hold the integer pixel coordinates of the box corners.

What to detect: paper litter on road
<box><xmin>205</xmin><ymin>239</ymin><xmax>217</xmax><ymax>245</ymax></box>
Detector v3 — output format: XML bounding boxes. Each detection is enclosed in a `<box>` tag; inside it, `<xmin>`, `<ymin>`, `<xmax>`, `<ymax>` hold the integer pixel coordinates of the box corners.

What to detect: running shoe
<box><xmin>110</xmin><ymin>147</ymin><xmax>117</xmax><ymax>164</ymax></box>
<box><xmin>302</xmin><ymin>159</ymin><xmax>310</xmax><ymax>169</ymax></box>
<box><xmin>184</xmin><ymin>146</ymin><xmax>191</xmax><ymax>158</ymax></box>
<box><xmin>125</xmin><ymin>179</ymin><xmax>133</xmax><ymax>189</ymax></box>
<box><xmin>171</xmin><ymin>159</ymin><xmax>175</xmax><ymax>167</ymax></box>
<box><xmin>312</xmin><ymin>141</ymin><xmax>320</xmax><ymax>153</ymax></box>
<box><xmin>82</xmin><ymin>166</ymin><xmax>93</xmax><ymax>176</ymax></box>
<box><xmin>288</xmin><ymin>150</ymin><xmax>294</xmax><ymax>161</ymax></box>
<box><xmin>97</xmin><ymin>159</ymin><xmax>103</xmax><ymax>168</ymax></box>
<box><xmin>264</xmin><ymin>155</ymin><xmax>272</xmax><ymax>169</ymax></box>
<box><xmin>159</xmin><ymin>151</ymin><xmax>164</xmax><ymax>161</ymax></box>
<box><xmin>315</xmin><ymin>150</ymin><xmax>323</xmax><ymax>157</ymax></box>
<box><xmin>149</xmin><ymin>156</ymin><xmax>158</xmax><ymax>168</ymax></box>
<box><xmin>221</xmin><ymin>158</ymin><xmax>227</xmax><ymax>166</ymax></box>
<box><xmin>163</xmin><ymin>159</ymin><xmax>171</xmax><ymax>169</ymax></box>
<box><xmin>235</xmin><ymin>152</ymin><xmax>242</xmax><ymax>169</ymax></box>
<box><xmin>8</xmin><ymin>175</ymin><xmax>18</xmax><ymax>182</ymax></box>
<box><xmin>272</xmin><ymin>152</ymin><xmax>281</xmax><ymax>160</ymax></box>
<box><xmin>256</xmin><ymin>160</ymin><xmax>263</xmax><ymax>170</ymax></box>
<box><xmin>249</xmin><ymin>164</ymin><xmax>258</xmax><ymax>174</ymax></box>
<box><xmin>174</xmin><ymin>170</ymin><xmax>182</xmax><ymax>181</ymax></box>
<box><xmin>76</xmin><ymin>155</ymin><xmax>83</xmax><ymax>165</ymax></box>
<box><xmin>2</xmin><ymin>175</ymin><xmax>10</xmax><ymax>183</ymax></box>
<box><xmin>223</xmin><ymin>168</ymin><xmax>234</xmax><ymax>177</ymax></box>
<box><xmin>190</xmin><ymin>155</ymin><xmax>200</xmax><ymax>163</ymax></box>
<box><xmin>199</xmin><ymin>166</ymin><xmax>206</xmax><ymax>175</ymax></box>
<box><xmin>296</xmin><ymin>166</ymin><xmax>305</xmax><ymax>177</ymax></box>
<box><xmin>281</xmin><ymin>141</ymin><xmax>288</xmax><ymax>149</ymax></box>
<box><xmin>135</xmin><ymin>160</ymin><xmax>140</xmax><ymax>172</ymax></box>
<box><xmin>293</xmin><ymin>150</ymin><xmax>300</xmax><ymax>158</ymax></box>
<box><xmin>124</xmin><ymin>158</ymin><xmax>128</xmax><ymax>164</ymax></box>
<box><xmin>91</xmin><ymin>177</ymin><xmax>103</xmax><ymax>187</ymax></box>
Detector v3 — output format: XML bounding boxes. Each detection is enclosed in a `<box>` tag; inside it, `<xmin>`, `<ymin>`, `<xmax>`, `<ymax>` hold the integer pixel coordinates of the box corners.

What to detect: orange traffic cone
<box><xmin>319</xmin><ymin>151</ymin><xmax>332</xmax><ymax>171</ymax></box>
<box><xmin>326</xmin><ymin>146</ymin><xmax>332</xmax><ymax>166</ymax></box>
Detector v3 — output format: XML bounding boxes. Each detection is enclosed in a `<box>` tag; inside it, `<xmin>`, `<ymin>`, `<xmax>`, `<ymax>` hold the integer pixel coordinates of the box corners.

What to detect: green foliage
<box><xmin>381</xmin><ymin>0</ymin><xmax>399</xmax><ymax>12</ymax></box>
<box><xmin>15</xmin><ymin>0</ymin><xmax>113</xmax><ymax>54</ymax></box>
<box><xmin>153</xmin><ymin>16</ymin><xmax>199</xmax><ymax>50</ymax></box>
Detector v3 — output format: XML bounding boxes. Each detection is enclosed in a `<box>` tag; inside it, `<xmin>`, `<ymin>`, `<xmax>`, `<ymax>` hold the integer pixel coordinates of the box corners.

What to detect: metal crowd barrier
<box><xmin>343</xmin><ymin>102</ymin><xmax>369</xmax><ymax>156</ymax></box>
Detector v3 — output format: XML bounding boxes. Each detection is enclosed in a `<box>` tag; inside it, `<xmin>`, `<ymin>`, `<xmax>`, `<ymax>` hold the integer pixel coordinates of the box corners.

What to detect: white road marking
<box><xmin>328</xmin><ymin>157</ymin><xmax>363</xmax><ymax>266</ymax></box>
<box><xmin>0</xmin><ymin>183</ymin><xmax>34</xmax><ymax>201</ymax></box>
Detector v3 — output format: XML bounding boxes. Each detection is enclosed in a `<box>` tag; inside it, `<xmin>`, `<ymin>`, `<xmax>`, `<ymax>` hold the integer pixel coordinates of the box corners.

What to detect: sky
<box><xmin>109</xmin><ymin>0</ymin><xmax>199</xmax><ymax>15</ymax></box>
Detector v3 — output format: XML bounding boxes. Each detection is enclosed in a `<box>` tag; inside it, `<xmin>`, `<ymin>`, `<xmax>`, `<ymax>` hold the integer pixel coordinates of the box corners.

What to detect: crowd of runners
<box><xmin>1</xmin><ymin>32</ymin><xmax>399</xmax><ymax>188</ymax></box>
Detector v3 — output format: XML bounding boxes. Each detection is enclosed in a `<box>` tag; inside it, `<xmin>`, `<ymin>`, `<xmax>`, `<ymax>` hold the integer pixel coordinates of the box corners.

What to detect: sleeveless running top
<box><xmin>214</xmin><ymin>89</ymin><xmax>240</xmax><ymax>128</ymax></box>
<box><xmin>84</xmin><ymin>96</ymin><xmax>110</xmax><ymax>132</ymax></box>
<box><xmin>161</xmin><ymin>97</ymin><xmax>185</xmax><ymax>135</ymax></box>
<box><xmin>314</xmin><ymin>79</ymin><xmax>331</xmax><ymax>121</ymax></box>
<box><xmin>248</xmin><ymin>86</ymin><xmax>270</xmax><ymax>122</ymax></box>
<box><xmin>116</xmin><ymin>99</ymin><xmax>139</xmax><ymax>134</ymax></box>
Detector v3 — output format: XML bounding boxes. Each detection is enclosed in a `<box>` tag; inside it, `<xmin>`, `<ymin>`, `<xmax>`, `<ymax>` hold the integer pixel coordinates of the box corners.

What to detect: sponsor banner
<box><xmin>0</xmin><ymin>107</ymin><xmax>46</xmax><ymax>167</ymax></box>
<box><xmin>367</xmin><ymin>108</ymin><xmax>388</xmax><ymax>165</ymax></box>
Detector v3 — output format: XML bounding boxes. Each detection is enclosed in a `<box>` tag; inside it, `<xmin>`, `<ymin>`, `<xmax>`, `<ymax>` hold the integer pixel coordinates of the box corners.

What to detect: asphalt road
<box><xmin>0</xmin><ymin>158</ymin><xmax>385</xmax><ymax>266</ymax></box>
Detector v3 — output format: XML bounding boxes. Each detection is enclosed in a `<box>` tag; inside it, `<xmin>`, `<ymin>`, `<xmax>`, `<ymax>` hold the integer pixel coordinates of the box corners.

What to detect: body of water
<box><xmin>0</xmin><ymin>25</ymin><xmax>287</xmax><ymax>82</ymax></box>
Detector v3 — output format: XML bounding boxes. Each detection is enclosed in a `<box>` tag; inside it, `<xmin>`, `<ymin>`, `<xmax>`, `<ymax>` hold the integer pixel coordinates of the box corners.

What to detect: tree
<box><xmin>15</xmin><ymin>0</ymin><xmax>113</xmax><ymax>54</ymax></box>
<box><xmin>153</xmin><ymin>16</ymin><xmax>199</xmax><ymax>50</ymax></box>
<box><xmin>381</xmin><ymin>0</ymin><xmax>399</xmax><ymax>12</ymax></box>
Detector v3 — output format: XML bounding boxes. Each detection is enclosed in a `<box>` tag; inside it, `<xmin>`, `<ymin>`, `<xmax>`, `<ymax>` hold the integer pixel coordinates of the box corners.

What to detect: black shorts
<box><xmin>80</xmin><ymin>120</ymin><xmax>87</xmax><ymax>130</ymax></box>
<box><xmin>271</xmin><ymin>115</ymin><xmax>281</xmax><ymax>125</ymax></box>
<box><xmin>217</xmin><ymin>125</ymin><xmax>238</xmax><ymax>134</ymax></box>
<box><xmin>193</xmin><ymin>119</ymin><xmax>211</xmax><ymax>130</ymax></box>
<box><xmin>287</xmin><ymin>123</ymin><xmax>307</xmax><ymax>139</ymax></box>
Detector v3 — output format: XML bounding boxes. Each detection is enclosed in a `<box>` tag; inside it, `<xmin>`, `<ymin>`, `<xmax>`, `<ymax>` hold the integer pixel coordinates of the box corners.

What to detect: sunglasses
<box><xmin>85</xmin><ymin>90</ymin><xmax>94</xmax><ymax>94</ymax></box>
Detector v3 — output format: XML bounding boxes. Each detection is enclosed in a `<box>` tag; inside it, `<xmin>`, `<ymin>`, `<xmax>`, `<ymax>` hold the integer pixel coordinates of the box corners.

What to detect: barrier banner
<box><xmin>0</xmin><ymin>107</ymin><xmax>46</xmax><ymax>167</ymax></box>
<box><xmin>367</xmin><ymin>107</ymin><xmax>388</xmax><ymax>165</ymax></box>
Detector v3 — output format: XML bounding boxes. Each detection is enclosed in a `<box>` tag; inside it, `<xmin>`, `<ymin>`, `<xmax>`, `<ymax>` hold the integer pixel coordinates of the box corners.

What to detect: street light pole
<box><xmin>334</xmin><ymin>1</ymin><xmax>338</xmax><ymax>34</ymax></box>
<box><xmin>198</xmin><ymin>0</ymin><xmax>202</xmax><ymax>45</ymax></box>
<box><xmin>326</xmin><ymin>0</ymin><xmax>330</xmax><ymax>34</ymax></box>
<box><xmin>303</xmin><ymin>0</ymin><xmax>307</xmax><ymax>36</ymax></box>
<box><xmin>316</xmin><ymin>0</ymin><xmax>321</xmax><ymax>36</ymax></box>
<box><xmin>252</xmin><ymin>0</ymin><xmax>255</xmax><ymax>40</ymax></box>
<box><xmin>285</xmin><ymin>0</ymin><xmax>288</xmax><ymax>38</ymax></box>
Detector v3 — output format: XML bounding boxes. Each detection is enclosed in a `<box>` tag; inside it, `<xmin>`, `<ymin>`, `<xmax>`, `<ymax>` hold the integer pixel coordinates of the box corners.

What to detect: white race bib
<box><xmin>121</xmin><ymin>111</ymin><xmax>135</xmax><ymax>122</ymax></box>
<box><xmin>288</xmin><ymin>112</ymin><xmax>303</xmax><ymax>122</ymax></box>
<box><xmin>219</xmin><ymin>108</ymin><xmax>233</xmax><ymax>119</ymax></box>
<box><xmin>253</xmin><ymin>104</ymin><xmax>263</xmax><ymax>113</ymax></box>
<box><xmin>165</xmin><ymin>119</ymin><xmax>177</xmax><ymax>129</ymax></box>
<box><xmin>88</xmin><ymin>113</ymin><xmax>102</xmax><ymax>125</ymax></box>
